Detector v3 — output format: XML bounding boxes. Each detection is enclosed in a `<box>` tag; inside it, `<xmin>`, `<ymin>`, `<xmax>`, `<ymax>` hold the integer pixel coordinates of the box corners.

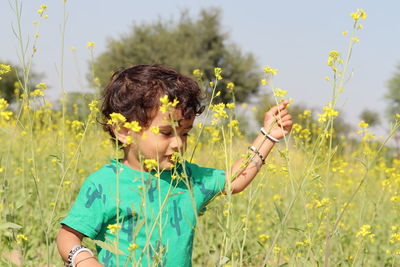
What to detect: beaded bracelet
<box><xmin>66</xmin><ymin>245</ymin><xmax>83</xmax><ymax>267</ymax></box>
<box><xmin>260</xmin><ymin>127</ymin><xmax>280</xmax><ymax>143</ymax></box>
<box><xmin>248</xmin><ymin>145</ymin><xmax>265</xmax><ymax>164</ymax></box>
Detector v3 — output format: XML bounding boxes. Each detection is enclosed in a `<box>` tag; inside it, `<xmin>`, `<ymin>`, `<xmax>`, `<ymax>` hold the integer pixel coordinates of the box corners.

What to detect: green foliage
<box><xmin>360</xmin><ymin>109</ymin><xmax>380</xmax><ymax>127</ymax></box>
<box><xmin>385</xmin><ymin>63</ymin><xmax>400</xmax><ymax>119</ymax></box>
<box><xmin>0</xmin><ymin>62</ymin><xmax>39</xmax><ymax>103</ymax></box>
<box><xmin>64</xmin><ymin>92</ymin><xmax>96</xmax><ymax>121</ymax></box>
<box><xmin>92</xmin><ymin>9</ymin><xmax>261</xmax><ymax>103</ymax></box>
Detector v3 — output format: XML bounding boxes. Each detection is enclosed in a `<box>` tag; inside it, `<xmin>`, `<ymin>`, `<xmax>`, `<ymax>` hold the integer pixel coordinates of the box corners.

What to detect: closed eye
<box><xmin>161</xmin><ymin>131</ymin><xmax>172</xmax><ymax>136</ymax></box>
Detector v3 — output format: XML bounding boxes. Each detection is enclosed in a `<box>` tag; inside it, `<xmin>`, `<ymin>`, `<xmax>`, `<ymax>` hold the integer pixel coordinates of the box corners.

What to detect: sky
<box><xmin>1</xmin><ymin>0</ymin><xmax>400</xmax><ymax>135</ymax></box>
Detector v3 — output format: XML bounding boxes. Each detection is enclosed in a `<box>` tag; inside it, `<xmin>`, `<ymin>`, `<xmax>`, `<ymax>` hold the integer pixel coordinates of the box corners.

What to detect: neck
<box><xmin>122</xmin><ymin>150</ymin><xmax>144</xmax><ymax>172</ymax></box>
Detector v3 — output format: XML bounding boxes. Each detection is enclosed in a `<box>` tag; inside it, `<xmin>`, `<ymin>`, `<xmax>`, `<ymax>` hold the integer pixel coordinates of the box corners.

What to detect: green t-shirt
<box><xmin>61</xmin><ymin>159</ymin><xmax>225</xmax><ymax>267</ymax></box>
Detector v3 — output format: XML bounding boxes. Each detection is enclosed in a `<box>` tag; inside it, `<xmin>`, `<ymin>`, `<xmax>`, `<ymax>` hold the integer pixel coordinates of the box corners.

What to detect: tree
<box><xmin>0</xmin><ymin>61</ymin><xmax>40</xmax><ymax>103</ymax></box>
<box><xmin>92</xmin><ymin>9</ymin><xmax>261</xmax><ymax>103</ymax></box>
<box><xmin>385</xmin><ymin>64</ymin><xmax>400</xmax><ymax>157</ymax></box>
<box><xmin>360</xmin><ymin>109</ymin><xmax>380</xmax><ymax>127</ymax></box>
<box><xmin>385</xmin><ymin>63</ymin><xmax>400</xmax><ymax>118</ymax></box>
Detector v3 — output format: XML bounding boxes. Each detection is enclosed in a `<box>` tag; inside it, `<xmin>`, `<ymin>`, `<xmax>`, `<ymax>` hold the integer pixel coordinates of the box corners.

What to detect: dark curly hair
<box><xmin>101</xmin><ymin>64</ymin><xmax>205</xmax><ymax>138</ymax></box>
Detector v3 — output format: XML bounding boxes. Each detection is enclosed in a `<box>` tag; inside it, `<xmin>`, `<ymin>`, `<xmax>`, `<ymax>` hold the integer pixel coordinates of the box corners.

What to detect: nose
<box><xmin>171</xmin><ymin>135</ymin><xmax>184</xmax><ymax>151</ymax></box>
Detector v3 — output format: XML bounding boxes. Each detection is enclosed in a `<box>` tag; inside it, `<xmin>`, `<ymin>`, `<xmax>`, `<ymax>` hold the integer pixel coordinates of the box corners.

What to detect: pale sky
<box><xmin>1</xmin><ymin>0</ymin><xmax>400</xmax><ymax>134</ymax></box>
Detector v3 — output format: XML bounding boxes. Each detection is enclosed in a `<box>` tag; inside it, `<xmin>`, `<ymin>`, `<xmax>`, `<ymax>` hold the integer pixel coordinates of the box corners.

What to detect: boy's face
<box><xmin>124</xmin><ymin>108</ymin><xmax>195</xmax><ymax>171</ymax></box>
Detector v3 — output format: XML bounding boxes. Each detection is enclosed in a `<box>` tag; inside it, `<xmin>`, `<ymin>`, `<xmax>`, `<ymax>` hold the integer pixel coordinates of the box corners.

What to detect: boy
<box><xmin>57</xmin><ymin>64</ymin><xmax>292</xmax><ymax>266</ymax></box>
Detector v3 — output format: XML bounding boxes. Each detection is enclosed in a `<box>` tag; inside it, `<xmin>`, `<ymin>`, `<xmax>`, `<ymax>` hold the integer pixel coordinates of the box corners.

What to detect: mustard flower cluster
<box><xmin>0</xmin><ymin>98</ymin><xmax>13</xmax><ymax>121</ymax></box>
<box><xmin>211</xmin><ymin>103</ymin><xmax>228</xmax><ymax>125</ymax></box>
<box><xmin>350</xmin><ymin>9</ymin><xmax>367</xmax><ymax>21</ymax></box>
<box><xmin>124</xmin><ymin>121</ymin><xmax>142</xmax><ymax>132</ymax></box>
<box><xmin>263</xmin><ymin>66</ymin><xmax>278</xmax><ymax>76</ymax></box>
<box><xmin>192</xmin><ymin>69</ymin><xmax>203</xmax><ymax>80</ymax></box>
<box><xmin>356</xmin><ymin>224</ymin><xmax>375</xmax><ymax>242</ymax></box>
<box><xmin>87</xmin><ymin>42</ymin><xmax>95</xmax><ymax>50</ymax></box>
<box><xmin>144</xmin><ymin>159</ymin><xmax>158</xmax><ymax>171</ymax></box>
<box><xmin>317</xmin><ymin>103</ymin><xmax>339</xmax><ymax>123</ymax></box>
<box><xmin>107</xmin><ymin>224</ymin><xmax>121</xmax><ymax>234</ymax></box>
<box><xmin>0</xmin><ymin>64</ymin><xmax>11</xmax><ymax>80</ymax></box>
<box><xmin>159</xmin><ymin>95</ymin><xmax>179</xmax><ymax>114</ymax></box>
<box><xmin>214</xmin><ymin>67</ymin><xmax>223</xmax><ymax>80</ymax></box>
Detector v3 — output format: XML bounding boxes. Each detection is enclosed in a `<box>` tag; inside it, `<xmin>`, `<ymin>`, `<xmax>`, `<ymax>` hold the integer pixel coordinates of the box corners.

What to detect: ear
<box><xmin>112</xmin><ymin>125</ymin><xmax>131</xmax><ymax>145</ymax></box>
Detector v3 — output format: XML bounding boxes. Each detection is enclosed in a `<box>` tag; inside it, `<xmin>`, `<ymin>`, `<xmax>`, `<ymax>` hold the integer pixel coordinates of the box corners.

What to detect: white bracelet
<box><xmin>260</xmin><ymin>127</ymin><xmax>280</xmax><ymax>143</ymax></box>
<box><xmin>71</xmin><ymin>247</ymin><xmax>94</xmax><ymax>267</ymax></box>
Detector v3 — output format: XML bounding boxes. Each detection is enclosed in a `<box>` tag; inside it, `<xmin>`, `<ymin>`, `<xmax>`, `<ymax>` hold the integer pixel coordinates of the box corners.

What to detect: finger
<box><xmin>268</xmin><ymin>104</ymin><xmax>286</xmax><ymax>117</ymax></box>
<box><xmin>280</xmin><ymin>120</ymin><xmax>293</xmax><ymax>127</ymax></box>
<box><xmin>280</xmin><ymin>114</ymin><xmax>292</xmax><ymax>121</ymax></box>
<box><xmin>275</xmin><ymin>109</ymin><xmax>288</xmax><ymax>118</ymax></box>
<box><xmin>274</xmin><ymin>113</ymin><xmax>290</xmax><ymax>125</ymax></box>
<box><xmin>276</xmin><ymin>116</ymin><xmax>292</xmax><ymax>127</ymax></box>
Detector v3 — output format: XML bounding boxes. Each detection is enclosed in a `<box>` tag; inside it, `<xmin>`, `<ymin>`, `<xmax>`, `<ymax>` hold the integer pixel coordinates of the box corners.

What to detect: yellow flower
<box><xmin>35</xmin><ymin>82</ymin><xmax>47</xmax><ymax>90</ymax></box>
<box><xmin>107</xmin><ymin>113</ymin><xmax>126</xmax><ymax>124</ymax></box>
<box><xmin>30</xmin><ymin>89</ymin><xmax>44</xmax><ymax>97</ymax></box>
<box><xmin>261</xmin><ymin>78</ymin><xmax>268</xmax><ymax>85</ymax></box>
<box><xmin>1</xmin><ymin>111</ymin><xmax>13</xmax><ymax>120</ymax></box>
<box><xmin>87</xmin><ymin>42</ymin><xmax>95</xmax><ymax>49</ymax></box>
<box><xmin>226</xmin><ymin>103</ymin><xmax>235</xmax><ymax>110</ymax></box>
<box><xmin>107</xmin><ymin>224</ymin><xmax>121</xmax><ymax>234</ymax></box>
<box><xmin>124</xmin><ymin>121</ymin><xmax>142</xmax><ymax>132</ymax></box>
<box><xmin>144</xmin><ymin>159</ymin><xmax>158</xmax><ymax>170</ymax></box>
<box><xmin>0</xmin><ymin>64</ymin><xmax>11</xmax><ymax>80</ymax></box>
<box><xmin>227</xmin><ymin>120</ymin><xmax>239</xmax><ymax>130</ymax></box>
<box><xmin>128</xmin><ymin>243</ymin><xmax>139</xmax><ymax>251</ymax></box>
<box><xmin>329</xmin><ymin>50</ymin><xmax>340</xmax><ymax>59</ymax></box>
<box><xmin>273</xmin><ymin>88</ymin><xmax>287</xmax><ymax>98</ymax></box>
<box><xmin>226</xmin><ymin>82</ymin><xmax>235</xmax><ymax>91</ymax></box>
<box><xmin>214</xmin><ymin>67</ymin><xmax>223</xmax><ymax>80</ymax></box>
<box><xmin>259</xmin><ymin>234</ymin><xmax>270</xmax><ymax>243</ymax></box>
<box><xmin>327</xmin><ymin>50</ymin><xmax>340</xmax><ymax>67</ymax></box>
<box><xmin>263</xmin><ymin>66</ymin><xmax>278</xmax><ymax>76</ymax></box>
<box><xmin>350</xmin><ymin>9</ymin><xmax>367</xmax><ymax>21</ymax></box>
<box><xmin>356</xmin><ymin>224</ymin><xmax>375</xmax><ymax>241</ymax></box>
<box><xmin>0</xmin><ymin>98</ymin><xmax>9</xmax><ymax>110</ymax></box>
<box><xmin>88</xmin><ymin>100</ymin><xmax>99</xmax><ymax>113</ymax></box>
<box><xmin>211</xmin><ymin>103</ymin><xmax>228</xmax><ymax>125</ymax></box>
<box><xmin>273</xmin><ymin>246</ymin><xmax>281</xmax><ymax>254</ymax></box>
<box><xmin>358</xmin><ymin>120</ymin><xmax>369</xmax><ymax>129</ymax></box>
<box><xmin>192</xmin><ymin>69</ymin><xmax>203</xmax><ymax>79</ymax></box>
<box><xmin>317</xmin><ymin>104</ymin><xmax>339</xmax><ymax>123</ymax></box>
<box><xmin>71</xmin><ymin>120</ymin><xmax>84</xmax><ymax>131</ymax></box>
<box><xmin>170</xmin><ymin>152</ymin><xmax>181</xmax><ymax>163</ymax></box>
<box><xmin>390</xmin><ymin>196</ymin><xmax>400</xmax><ymax>203</ymax></box>
<box><xmin>159</xmin><ymin>95</ymin><xmax>179</xmax><ymax>113</ymax></box>
<box><xmin>150</xmin><ymin>126</ymin><xmax>160</xmax><ymax>135</ymax></box>
<box><xmin>16</xmin><ymin>234</ymin><xmax>28</xmax><ymax>244</ymax></box>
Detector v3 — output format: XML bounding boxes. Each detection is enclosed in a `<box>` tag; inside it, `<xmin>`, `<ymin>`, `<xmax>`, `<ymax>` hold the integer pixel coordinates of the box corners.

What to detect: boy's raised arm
<box><xmin>227</xmin><ymin>100</ymin><xmax>292</xmax><ymax>194</ymax></box>
<box><xmin>57</xmin><ymin>225</ymin><xmax>104</xmax><ymax>267</ymax></box>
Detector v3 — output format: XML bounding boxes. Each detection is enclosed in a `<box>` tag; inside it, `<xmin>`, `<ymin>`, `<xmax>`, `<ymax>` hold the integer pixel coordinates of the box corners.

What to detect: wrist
<box><xmin>76</xmin><ymin>257</ymin><xmax>102</xmax><ymax>267</ymax></box>
<box><xmin>260</xmin><ymin>127</ymin><xmax>280</xmax><ymax>143</ymax></box>
<box><xmin>74</xmin><ymin>251</ymin><xmax>93</xmax><ymax>265</ymax></box>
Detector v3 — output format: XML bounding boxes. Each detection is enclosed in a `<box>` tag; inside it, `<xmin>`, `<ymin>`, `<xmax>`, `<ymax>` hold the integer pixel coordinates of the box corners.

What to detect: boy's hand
<box><xmin>263</xmin><ymin>100</ymin><xmax>293</xmax><ymax>140</ymax></box>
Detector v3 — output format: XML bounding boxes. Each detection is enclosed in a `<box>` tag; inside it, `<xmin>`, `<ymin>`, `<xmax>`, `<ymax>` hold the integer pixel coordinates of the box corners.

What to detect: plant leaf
<box><xmin>93</xmin><ymin>240</ymin><xmax>126</xmax><ymax>255</ymax></box>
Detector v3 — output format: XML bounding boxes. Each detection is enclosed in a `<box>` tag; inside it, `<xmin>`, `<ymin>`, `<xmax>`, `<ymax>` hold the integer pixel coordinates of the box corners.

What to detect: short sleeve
<box><xmin>61</xmin><ymin>179</ymin><xmax>108</xmax><ymax>239</ymax></box>
<box><xmin>188</xmin><ymin>163</ymin><xmax>226</xmax><ymax>205</ymax></box>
